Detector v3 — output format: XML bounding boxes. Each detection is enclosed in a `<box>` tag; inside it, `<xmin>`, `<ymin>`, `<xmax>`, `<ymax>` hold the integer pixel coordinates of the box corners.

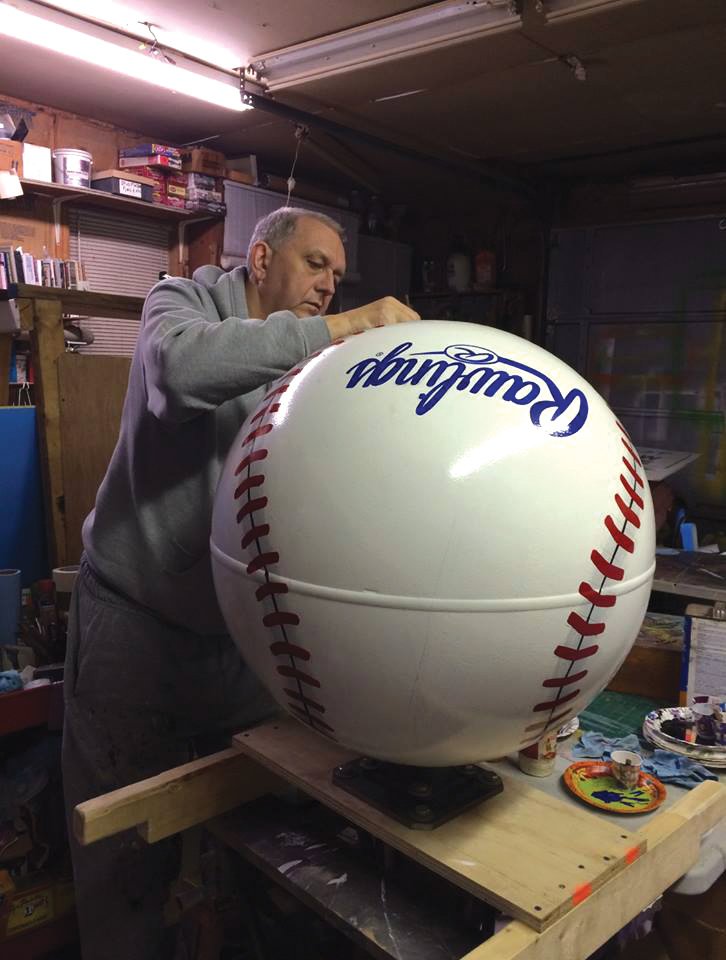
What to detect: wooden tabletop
<box><xmin>653</xmin><ymin>551</ymin><xmax>726</xmax><ymax>602</ymax></box>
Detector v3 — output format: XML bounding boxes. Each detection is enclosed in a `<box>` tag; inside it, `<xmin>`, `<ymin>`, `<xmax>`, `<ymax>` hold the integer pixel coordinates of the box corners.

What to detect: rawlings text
<box><xmin>345</xmin><ymin>342</ymin><xmax>589</xmax><ymax>436</ymax></box>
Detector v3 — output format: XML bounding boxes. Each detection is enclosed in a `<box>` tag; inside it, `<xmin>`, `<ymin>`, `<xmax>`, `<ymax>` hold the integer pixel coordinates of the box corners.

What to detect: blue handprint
<box><xmin>592</xmin><ymin>789</ymin><xmax>649</xmax><ymax>808</ymax></box>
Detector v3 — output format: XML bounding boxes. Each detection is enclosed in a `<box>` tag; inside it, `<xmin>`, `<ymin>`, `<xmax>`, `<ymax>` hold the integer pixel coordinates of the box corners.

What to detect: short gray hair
<box><xmin>246</xmin><ymin>206</ymin><xmax>345</xmax><ymax>266</ymax></box>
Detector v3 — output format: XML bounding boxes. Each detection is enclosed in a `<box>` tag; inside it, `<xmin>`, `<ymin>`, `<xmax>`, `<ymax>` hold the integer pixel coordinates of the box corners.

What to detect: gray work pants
<box><xmin>62</xmin><ymin>559</ymin><xmax>276</xmax><ymax>960</ymax></box>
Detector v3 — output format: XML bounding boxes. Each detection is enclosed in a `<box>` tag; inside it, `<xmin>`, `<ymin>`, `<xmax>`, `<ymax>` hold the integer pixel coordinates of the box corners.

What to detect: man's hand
<box><xmin>325</xmin><ymin>297</ymin><xmax>420</xmax><ymax>340</ymax></box>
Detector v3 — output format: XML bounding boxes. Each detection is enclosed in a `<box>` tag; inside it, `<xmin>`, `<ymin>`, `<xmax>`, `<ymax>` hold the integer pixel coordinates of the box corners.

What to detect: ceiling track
<box><xmin>240</xmin><ymin>88</ymin><xmax>536</xmax><ymax>201</ymax></box>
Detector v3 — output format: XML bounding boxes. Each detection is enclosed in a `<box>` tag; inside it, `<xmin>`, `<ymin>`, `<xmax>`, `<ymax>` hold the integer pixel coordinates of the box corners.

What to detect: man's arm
<box><xmin>324</xmin><ymin>296</ymin><xmax>420</xmax><ymax>339</ymax></box>
<box><xmin>140</xmin><ymin>279</ymin><xmax>330</xmax><ymax>423</ymax></box>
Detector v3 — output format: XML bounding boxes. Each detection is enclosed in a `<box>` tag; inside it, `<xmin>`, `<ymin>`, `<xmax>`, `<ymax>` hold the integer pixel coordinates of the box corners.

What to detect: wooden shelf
<box><xmin>1</xmin><ymin>284</ymin><xmax>145</xmax><ymax>320</ymax></box>
<box><xmin>16</xmin><ymin>178</ymin><xmax>220</xmax><ymax>222</ymax></box>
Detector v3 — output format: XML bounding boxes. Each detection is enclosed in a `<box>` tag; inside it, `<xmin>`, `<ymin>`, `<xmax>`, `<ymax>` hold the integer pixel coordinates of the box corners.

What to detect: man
<box><xmin>62</xmin><ymin>207</ymin><xmax>419</xmax><ymax>959</ymax></box>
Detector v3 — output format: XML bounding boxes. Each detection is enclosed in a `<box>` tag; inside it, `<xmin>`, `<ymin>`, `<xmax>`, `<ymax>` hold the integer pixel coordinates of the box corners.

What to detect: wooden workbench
<box><xmin>74</xmin><ymin>716</ymin><xmax>726</xmax><ymax>960</ymax></box>
<box><xmin>0</xmin><ymin>284</ymin><xmax>142</xmax><ymax>566</ymax></box>
<box><xmin>653</xmin><ymin>550</ymin><xmax>726</xmax><ymax>603</ymax></box>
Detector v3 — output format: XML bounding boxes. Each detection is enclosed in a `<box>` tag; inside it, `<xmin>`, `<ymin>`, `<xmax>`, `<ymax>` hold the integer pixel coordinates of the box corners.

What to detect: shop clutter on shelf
<box><xmin>0</xmin><ymin>245</ymin><xmax>88</xmax><ymax>291</ymax></box>
<box><xmin>0</xmin><ymin>569</ymin><xmax>75</xmax><ymax>675</ymax></box>
<box><xmin>114</xmin><ymin>142</ymin><xmax>226</xmax><ymax>214</ymax></box>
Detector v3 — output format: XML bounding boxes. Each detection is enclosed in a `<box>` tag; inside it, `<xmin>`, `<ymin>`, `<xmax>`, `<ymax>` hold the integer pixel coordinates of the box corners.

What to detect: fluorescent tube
<box><xmin>252</xmin><ymin>0</ymin><xmax>521</xmax><ymax>91</ymax></box>
<box><xmin>0</xmin><ymin>0</ymin><xmax>249</xmax><ymax>111</ymax></box>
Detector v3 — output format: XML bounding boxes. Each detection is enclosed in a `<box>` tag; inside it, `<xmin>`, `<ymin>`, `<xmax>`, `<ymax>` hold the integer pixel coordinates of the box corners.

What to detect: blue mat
<box><xmin>0</xmin><ymin>406</ymin><xmax>49</xmax><ymax>586</ymax></box>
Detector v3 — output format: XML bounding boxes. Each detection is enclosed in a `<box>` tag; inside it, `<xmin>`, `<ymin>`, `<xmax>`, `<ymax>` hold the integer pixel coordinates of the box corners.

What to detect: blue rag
<box><xmin>571</xmin><ymin>732</ymin><xmax>641</xmax><ymax>759</ymax></box>
<box><xmin>0</xmin><ymin>670</ymin><xmax>23</xmax><ymax>694</ymax></box>
<box><xmin>572</xmin><ymin>731</ymin><xmax>717</xmax><ymax>788</ymax></box>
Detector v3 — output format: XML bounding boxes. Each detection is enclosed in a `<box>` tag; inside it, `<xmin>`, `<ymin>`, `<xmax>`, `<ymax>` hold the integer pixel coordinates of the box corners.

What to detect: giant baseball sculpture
<box><xmin>211</xmin><ymin>321</ymin><xmax>655</xmax><ymax>766</ymax></box>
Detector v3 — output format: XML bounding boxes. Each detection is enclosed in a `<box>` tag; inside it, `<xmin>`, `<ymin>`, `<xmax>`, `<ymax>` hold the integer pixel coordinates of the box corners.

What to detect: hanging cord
<box><xmin>285</xmin><ymin>124</ymin><xmax>309</xmax><ymax>206</ymax></box>
<box><xmin>139</xmin><ymin>22</ymin><xmax>176</xmax><ymax>65</ymax></box>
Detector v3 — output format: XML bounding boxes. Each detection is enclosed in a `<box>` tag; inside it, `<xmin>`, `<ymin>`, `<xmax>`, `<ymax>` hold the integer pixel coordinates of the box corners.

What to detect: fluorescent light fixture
<box><xmin>35</xmin><ymin>0</ymin><xmax>245</xmax><ymax>71</ymax></box>
<box><xmin>0</xmin><ymin>0</ymin><xmax>250</xmax><ymax>111</ymax></box>
<box><xmin>252</xmin><ymin>0</ymin><xmax>521</xmax><ymax>91</ymax></box>
<box><xmin>542</xmin><ymin>0</ymin><xmax>640</xmax><ymax>21</ymax></box>
<box><xmin>373</xmin><ymin>88</ymin><xmax>428</xmax><ymax>103</ymax></box>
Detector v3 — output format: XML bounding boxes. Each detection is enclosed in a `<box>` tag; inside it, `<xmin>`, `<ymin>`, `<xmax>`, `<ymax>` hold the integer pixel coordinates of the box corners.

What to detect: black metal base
<box><xmin>332</xmin><ymin>757</ymin><xmax>503</xmax><ymax>830</ymax></box>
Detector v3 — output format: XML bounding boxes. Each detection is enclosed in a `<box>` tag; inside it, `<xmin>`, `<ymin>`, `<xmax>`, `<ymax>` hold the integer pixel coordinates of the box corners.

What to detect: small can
<box><xmin>692</xmin><ymin>703</ymin><xmax>716</xmax><ymax>743</ymax></box>
<box><xmin>518</xmin><ymin>731</ymin><xmax>558</xmax><ymax>777</ymax></box>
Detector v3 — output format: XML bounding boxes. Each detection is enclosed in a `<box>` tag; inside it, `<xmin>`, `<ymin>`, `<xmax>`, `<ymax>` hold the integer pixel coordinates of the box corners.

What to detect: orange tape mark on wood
<box><xmin>571</xmin><ymin>882</ymin><xmax>593</xmax><ymax>906</ymax></box>
<box><xmin>626</xmin><ymin>846</ymin><xmax>641</xmax><ymax>864</ymax></box>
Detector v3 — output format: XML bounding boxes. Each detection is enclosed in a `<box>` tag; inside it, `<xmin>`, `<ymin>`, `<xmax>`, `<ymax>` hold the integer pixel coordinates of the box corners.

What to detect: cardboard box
<box><xmin>225</xmin><ymin>168</ymin><xmax>255</xmax><ymax>185</ymax></box>
<box><xmin>22</xmin><ymin>143</ymin><xmax>51</xmax><ymax>182</ymax></box>
<box><xmin>187</xmin><ymin>187</ymin><xmax>223</xmax><ymax>203</ymax></box>
<box><xmin>122</xmin><ymin>164</ymin><xmax>166</xmax><ymax>201</ymax></box>
<box><xmin>188</xmin><ymin>173</ymin><xmax>221</xmax><ymax>190</ymax></box>
<box><xmin>165</xmin><ymin>173</ymin><xmax>187</xmax><ymax>199</ymax></box>
<box><xmin>92</xmin><ymin>176</ymin><xmax>154</xmax><ymax>202</ymax></box>
<box><xmin>0</xmin><ymin>875</ymin><xmax>74</xmax><ymax>940</ymax></box>
<box><xmin>225</xmin><ymin>154</ymin><xmax>258</xmax><ymax>181</ymax></box>
<box><xmin>181</xmin><ymin>147</ymin><xmax>226</xmax><ymax>176</ymax></box>
<box><xmin>119</xmin><ymin>154</ymin><xmax>181</xmax><ymax>170</ymax></box>
<box><xmin>160</xmin><ymin>195</ymin><xmax>185</xmax><ymax>209</ymax></box>
<box><xmin>119</xmin><ymin>143</ymin><xmax>180</xmax><ymax>159</ymax></box>
<box><xmin>0</xmin><ymin>140</ymin><xmax>22</xmax><ymax>177</ymax></box>
<box><xmin>94</xmin><ymin>168</ymin><xmax>155</xmax><ymax>186</ymax></box>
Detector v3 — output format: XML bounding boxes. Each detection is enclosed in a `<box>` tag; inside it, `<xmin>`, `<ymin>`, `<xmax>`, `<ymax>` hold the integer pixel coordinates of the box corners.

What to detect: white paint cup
<box><xmin>518</xmin><ymin>731</ymin><xmax>558</xmax><ymax>777</ymax></box>
<box><xmin>610</xmin><ymin>750</ymin><xmax>642</xmax><ymax>790</ymax></box>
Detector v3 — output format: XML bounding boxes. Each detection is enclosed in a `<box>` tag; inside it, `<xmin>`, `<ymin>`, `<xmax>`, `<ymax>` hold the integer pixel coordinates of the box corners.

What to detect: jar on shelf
<box><xmin>473</xmin><ymin>248</ymin><xmax>496</xmax><ymax>290</ymax></box>
<box><xmin>446</xmin><ymin>237</ymin><xmax>471</xmax><ymax>293</ymax></box>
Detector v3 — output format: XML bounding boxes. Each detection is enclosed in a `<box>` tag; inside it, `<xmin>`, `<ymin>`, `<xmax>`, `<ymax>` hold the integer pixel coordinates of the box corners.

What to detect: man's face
<box><xmin>257</xmin><ymin>216</ymin><xmax>346</xmax><ymax>318</ymax></box>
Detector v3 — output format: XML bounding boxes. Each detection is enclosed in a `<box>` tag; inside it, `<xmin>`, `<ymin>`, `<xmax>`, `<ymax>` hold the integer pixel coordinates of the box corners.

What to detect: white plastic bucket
<box><xmin>52</xmin><ymin>148</ymin><xmax>92</xmax><ymax>188</ymax></box>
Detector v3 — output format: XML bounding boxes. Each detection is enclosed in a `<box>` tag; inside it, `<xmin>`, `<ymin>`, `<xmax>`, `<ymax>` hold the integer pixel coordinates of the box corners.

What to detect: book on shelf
<box><xmin>118</xmin><ymin>154</ymin><xmax>182</xmax><ymax>170</ymax></box>
<box><xmin>118</xmin><ymin>143</ymin><xmax>181</xmax><ymax>160</ymax></box>
<box><xmin>0</xmin><ymin>245</ymin><xmax>89</xmax><ymax>291</ymax></box>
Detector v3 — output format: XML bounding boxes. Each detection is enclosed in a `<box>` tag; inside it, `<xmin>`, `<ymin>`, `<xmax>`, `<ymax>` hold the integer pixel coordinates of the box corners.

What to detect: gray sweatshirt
<box><xmin>83</xmin><ymin>265</ymin><xmax>331</xmax><ymax>634</ymax></box>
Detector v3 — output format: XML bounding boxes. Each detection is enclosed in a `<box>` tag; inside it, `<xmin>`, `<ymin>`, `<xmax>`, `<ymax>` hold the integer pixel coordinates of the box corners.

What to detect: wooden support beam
<box><xmin>74</xmin><ymin>747</ymin><xmax>285</xmax><ymax>846</ymax></box>
<box><xmin>0</xmin><ymin>332</ymin><xmax>11</xmax><ymax>406</ymax></box>
<box><xmin>29</xmin><ymin>297</ymin><xmax>67</xmax><ymax>565</ymax></box>
<box><xmin>461</xmin><ymin>780</ymin><xmax>726</xmax><ymax>960</ymax></box>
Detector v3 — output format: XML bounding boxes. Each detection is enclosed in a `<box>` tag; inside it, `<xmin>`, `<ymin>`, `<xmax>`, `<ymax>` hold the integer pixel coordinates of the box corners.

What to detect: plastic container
<box><xmin>0</xmin><ymin>568</ymin><xmax>21</xmax><ymax>646</ymax></box>
<box><xmin>92</xmin><ymin>176</ymin><xmax>153</xmax><ymax>202</ymax></box>
<box><xmin>446</xmin><ymin>251</ymin><xmax>471</xmax><ymax>293</ymax></box>
<box><xmin>0</xmin><ymin>113</ymin><xmax>16</xmax><ymax>139</ymax></box>
<box><xmin>52</xmin><ymin>148</ymin><xmax>93</xmax><ymax>188</ymax></box>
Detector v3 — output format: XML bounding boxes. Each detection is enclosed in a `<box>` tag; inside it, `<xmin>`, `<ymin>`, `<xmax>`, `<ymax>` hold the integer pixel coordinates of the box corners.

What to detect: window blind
<box><xmin>69</xmin><ymin>208</ymin><xmax>171</xmax><ymax>356</ymax></box>
<box><xmin>223</xmin><ymin>182</ymin><xmax>359</xmax><ymax>276</ymax></box>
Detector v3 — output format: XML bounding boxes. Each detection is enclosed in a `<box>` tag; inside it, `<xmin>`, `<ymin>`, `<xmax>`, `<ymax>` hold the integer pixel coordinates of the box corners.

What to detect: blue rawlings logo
<box><xmin>345</xmin><ymin>342</ymin><xmax>588</xmax><ymax>436</ymax></box>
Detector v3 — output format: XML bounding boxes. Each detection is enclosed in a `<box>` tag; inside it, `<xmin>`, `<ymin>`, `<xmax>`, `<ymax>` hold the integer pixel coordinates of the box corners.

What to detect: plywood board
<box><xmin>75</xmin><ymin>748</ymin><xmax>284</xmax><ymax>845</ymax></box>
<box><xmin>58</xmin><ymin>352</ymin><xmax>130</xmax><ymax>564</ymax></box>
<box><xmin>233</xmin><ymin>719</ymin><xmax>646</xmax><ymax>932</ymax></box>
<box><xmin>466</xmin><ymin>781</ymin><xmax>726</xmax><ymax>960</ymax></box>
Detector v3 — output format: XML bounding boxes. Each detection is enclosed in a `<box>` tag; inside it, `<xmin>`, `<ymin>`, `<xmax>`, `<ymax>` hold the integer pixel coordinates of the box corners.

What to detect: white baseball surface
<box><xmin>211</xmin><ymin>321</ymin><xmax>655</xmax><ymax>765</ymax></box>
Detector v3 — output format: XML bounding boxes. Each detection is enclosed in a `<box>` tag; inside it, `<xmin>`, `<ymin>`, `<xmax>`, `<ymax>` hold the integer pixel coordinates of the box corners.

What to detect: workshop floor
<box><xmin>618</xmin><ymin>931</ymin><xmax>670</xmax><ymax>960</ymax></box>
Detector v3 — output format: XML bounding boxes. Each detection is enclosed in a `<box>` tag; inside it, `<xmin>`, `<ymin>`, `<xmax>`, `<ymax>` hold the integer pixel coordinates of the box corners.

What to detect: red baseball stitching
<box><xmin>521</xmin><ymin>420</ymin><xmax>645</xmax><ymax>744</ymax></box>
<box><xmin>231</xmin><ymin>342</ymin><xmax>345</xmax><ymax>740</ymax></box>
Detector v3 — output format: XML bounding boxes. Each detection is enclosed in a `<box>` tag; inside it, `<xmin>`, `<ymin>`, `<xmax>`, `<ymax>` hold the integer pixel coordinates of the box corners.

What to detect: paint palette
<box><xmin>562</xmin><ymin>760</ymin><xmax>666</xmax><ymax>814</ymax></box>
<box><xmin>643</xmin><ymin>707</ymin><xmax>726</xmax><ymax>769</ymax></box>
